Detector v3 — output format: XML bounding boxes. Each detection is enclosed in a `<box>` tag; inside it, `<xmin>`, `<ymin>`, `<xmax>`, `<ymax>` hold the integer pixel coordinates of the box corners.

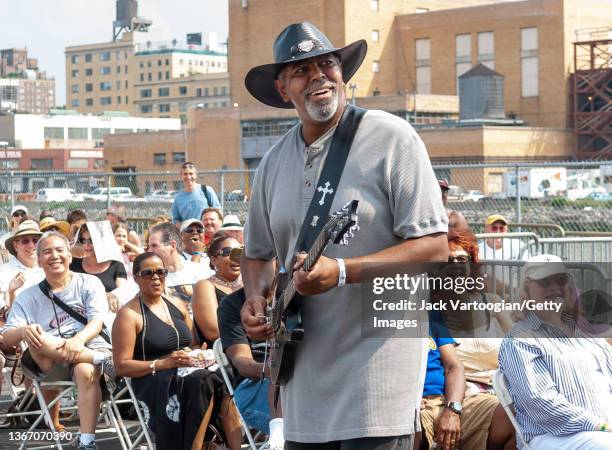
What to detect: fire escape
<box><xmin>571</xmin><ymin>28</ymin><xmax>612</xmax><ymax>159</ymax></box>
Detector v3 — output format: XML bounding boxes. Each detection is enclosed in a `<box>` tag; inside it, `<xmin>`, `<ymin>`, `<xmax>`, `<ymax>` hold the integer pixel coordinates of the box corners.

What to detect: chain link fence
<box><xmin>0</xmin><ymin>161</ymin><xmax>610</xmax><ymax>236</ymax></box>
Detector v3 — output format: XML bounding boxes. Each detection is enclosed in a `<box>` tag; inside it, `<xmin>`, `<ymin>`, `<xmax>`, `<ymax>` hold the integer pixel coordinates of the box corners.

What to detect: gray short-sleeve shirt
<box><xmin>244</xmin><ymin>109</ymin><xmax>448</xmax><ymax>442</ymax></box>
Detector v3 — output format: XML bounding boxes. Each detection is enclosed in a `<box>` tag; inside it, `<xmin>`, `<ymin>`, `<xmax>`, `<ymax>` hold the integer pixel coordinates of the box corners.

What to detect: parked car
<box><xmin>446</xmin><ymin>185</ymin><xmax>464</xmax><ymax>202</ymax></box>
<box><xmin>587</xmin><ymin>191</ymin><xmax>612</xmax><ymax>201</ymax></box>
<box><xmin>462</xmin><ymin>190</ymin><xmax>485</xmax><ymax>202</ymax></box>
<box><xmin>145</xmin><ymin>190</ymin><xmax>177</xmax><ymax>202</ymax></box>
<box><xmin>36</xmin><ymin>188</ymin><xmax>84</xmax><ymax>202</ymax></box>
<box><xmin>223</xmin><ymin>190</ymin><xmax>247</xmax><ymax>202</ymax></box>
<box><xmin>83</xmin><ymin>187</ymin><xmax>137</xmax><ymax>201</ymax></box>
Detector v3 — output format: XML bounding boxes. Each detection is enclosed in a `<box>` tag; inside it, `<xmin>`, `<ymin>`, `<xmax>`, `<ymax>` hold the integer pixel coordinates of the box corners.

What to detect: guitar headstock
<box><xmin>329</xmin><ymin>200</ymin><xmax>359</xmax><ymax>245</ymax></box>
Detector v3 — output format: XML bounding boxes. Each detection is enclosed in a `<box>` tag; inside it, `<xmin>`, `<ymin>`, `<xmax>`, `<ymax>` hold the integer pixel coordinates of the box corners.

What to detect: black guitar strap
<box><xmin>294</xmin><ymin>103</ymin><xmax>366</xmax><ymax>255</ymax></box>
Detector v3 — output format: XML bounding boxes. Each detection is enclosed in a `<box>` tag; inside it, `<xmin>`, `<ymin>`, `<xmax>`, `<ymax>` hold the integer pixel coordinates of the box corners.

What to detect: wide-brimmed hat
<box><xmin>5</xmin><ymin>220</ymin><xmax>43</xmax><ymax>256</ymax></box>
<box><xmin>221</xmin><ymin>215</ymin><xmax>243</xmax><ymax>231</ymax></box>
<box><xmin>39</xmin><ymin>217</ymin><xmax>70</xmax><ymax>237</ymax></box>
<box><xmin>244</xmin><ymin>22</ymin><xmax>367</xmax><ymax>109</ymax></box>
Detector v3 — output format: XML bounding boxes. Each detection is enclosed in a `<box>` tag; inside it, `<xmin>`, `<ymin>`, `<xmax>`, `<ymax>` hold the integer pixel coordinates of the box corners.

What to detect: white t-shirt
<box><xmin>0</xmin><ymin>256</ymin><xmax>45</xmax><ymax>308</ymax></box>
<box><xmin>0</xmin><ymin>232</ymin><xmax>12</xmax><ymax>250</ymax></box>
<box><xmin>2</xmin><ymin>272</ymin><xmax>110</xmax><ymax>348</ymax></box>
<box><xmin>477</xmin><ymin>237</ymin><xmax>528</xmax><ymax>261</ymax></box>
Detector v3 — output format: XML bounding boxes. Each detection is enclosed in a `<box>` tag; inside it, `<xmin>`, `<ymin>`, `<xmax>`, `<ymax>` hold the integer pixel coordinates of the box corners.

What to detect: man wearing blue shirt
<box><xmin>171</xmin><ymin>162</ymin><xmax>221</xmax><ymax>225</ymax></box>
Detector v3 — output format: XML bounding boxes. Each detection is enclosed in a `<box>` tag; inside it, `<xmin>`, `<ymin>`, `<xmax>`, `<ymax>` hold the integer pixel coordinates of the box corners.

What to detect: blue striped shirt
<box><xmin>498</xmin><ymin>313</ymin><xmax>612</xmax><ymax>443</ymax></box>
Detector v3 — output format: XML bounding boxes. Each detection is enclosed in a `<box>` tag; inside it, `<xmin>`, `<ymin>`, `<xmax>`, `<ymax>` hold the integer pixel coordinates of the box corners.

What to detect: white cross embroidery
<box><xmin>317</xmin><ymin>181</ymin><xmax>334</xmax><ymax>206</ymax></box>
<box><xmin>310</xmin><ymin>215</ymin><xmax>319</xmax><ymax>227</ymax></box>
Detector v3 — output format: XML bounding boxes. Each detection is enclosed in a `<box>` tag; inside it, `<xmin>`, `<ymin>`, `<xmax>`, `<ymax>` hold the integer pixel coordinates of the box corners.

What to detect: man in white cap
<box><xmin>241</xmin><ymin>21</ymin><xmax>448</xmax><ymax>450</ymax></box>
<box><xmin>0</xmin><ymin>205</ymin><xmax>29</xmax><ymax>249</ymax></box>
<box><xmin>220</xmin><ymin>214</ymin><xmax>244</xmax><ymax>244</ymax></box>
<box><xmin>179</xmin><ymin>218</ymin><xmax>210</xmax><ymax>266</ymax></box>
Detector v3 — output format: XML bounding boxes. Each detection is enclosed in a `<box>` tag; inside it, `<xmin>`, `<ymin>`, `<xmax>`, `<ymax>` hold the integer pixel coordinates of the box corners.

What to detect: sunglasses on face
<box><xmin>534</xmin><ymin>274</ymin><xmax>571</xmax><ymax>288</ymax></box>
<box><xmin>448</xmin><ymin>254</ymin><xmax>471</xmax><ymax>263</ymax></box>
<box><xmin>12</xmin><ymin>211</ymin><xmax>26</xmax><ymax>218</ymax></box>
<box><xmin>216</xmin><ymin>246</ymin><xmax>241</xmax><ymax>257</ymax></box>
<box><xmin>79</xmin><ymin>238</ymin><xmax>93</xmax><ymax>245</ymax></box>
<box><xmin>16</xmin><ymin>237</ymin><xmax>39</xmax><ymax>246</ymax></box>
<box><xmin>185</xmin><ymin>227</ymin><xmax>204</xmax><ymax>234</ymax></box>
<box><xmin>137</xmin><ymin>268</ymin><xmax>168</xmax><ymax>279</ymax></box>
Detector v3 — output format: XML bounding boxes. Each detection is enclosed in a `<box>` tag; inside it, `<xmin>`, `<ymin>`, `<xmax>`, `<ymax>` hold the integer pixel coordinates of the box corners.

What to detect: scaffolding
<box><xmin>571</xmin><ymin>28</ymin><xmax>612</xmax><ymax>159</ymax></box>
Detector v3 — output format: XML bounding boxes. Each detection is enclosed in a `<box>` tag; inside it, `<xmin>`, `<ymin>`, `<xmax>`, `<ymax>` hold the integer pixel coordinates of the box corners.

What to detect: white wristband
<box><xmin>335</xmin><ymin>258</ymin><xmax>346</xmax><ymax>287</ymax></box>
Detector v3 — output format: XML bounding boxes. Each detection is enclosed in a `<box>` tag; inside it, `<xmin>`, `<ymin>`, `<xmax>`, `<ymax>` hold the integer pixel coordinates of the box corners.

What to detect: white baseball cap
<box><xmin>10</xmin><ymin>205</ymin><xmax>28</xmax><ymax>216</ymax></box>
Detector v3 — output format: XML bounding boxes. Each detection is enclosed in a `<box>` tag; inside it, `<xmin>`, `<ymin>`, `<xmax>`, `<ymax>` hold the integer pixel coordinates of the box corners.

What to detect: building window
<box><xmin>114</xmin><ymin>128</ymin><xmax>132</xmax><ymax>134</ymax></box>
<box><xmin>153</xmin><ymin>153</ymin><xmax>166</xmax><ymax>165</ymax></box>
<box><xmin>100</xmin><ymin>81</ymin><xmax>112</xmax><ymax>91</ymax></box>
<box><xmin>521</xmin><ymin>27</ymin><xmax>538</xmax><ymax>97</ymax></box>
<box><xmin>371</xmin><ymin>0</ymin><xmax>379</xmax><ymax>11</ymax></box>
<box><xmin>85</xmin><ymin>83</ymin><xmax>93</xmax><ymax>92</ymax></box>
<box><xmin>44</xmin><ymin>127</ymin><xmax>64</xmax><ymax>139</ymax></box>
<box><xmin>147</xmin><ymin>61</ymin><xmax>152</xmax><ymax>68</ymax></box>
<box><xmin>221</xmin><ymin>86</ymin><xmax>227</xmax><ymax>95</ymax></box>
<box><xmin>125</xmin><ymin>65</ymin><xmax>128</xmax><ymax>74</ymax></box>
<box><xmin>116</xmin><ymin>50</ymin><xmax>121</xmax><ymax>59</ymax></box>
<box><xmin>92</xmin><ymin>128</ymin><xmax>111</xmax><ymax>140</ymax></box>
<box><xmin>372</xmin><ymin>60</ymin><xmax>380</xmax><ymax>72</ymax></box>
<box><xmin>179</xmin><ymin>102</ymin><xmax>188</xmax><ymax>112</ymax></box>
<box><xmin>71</xmin><ymin>84</ymin><xmax>79</xmax><ymax>93</ymax></box>
<box><xmin>147</xmin><ymin>73</ymin><xmax>152</xmax><ymax>81</ymax></box>
<box><xmin>158</xmin><ymin>72</ymin><xmax>162</xmax><ymax>80</ymax></box>
<box><xmin>179</xmin><ymin>86</ymin><xmax>188</xmax><ymax>95</ymax></box>
<box><xmin>205</xmin><ymin>88</ymin><xmax>209</xmax><ymax>96</ymax></box>
<box><xmin>213</xmin><ymin>87</ymin><xmax>218</xmax><ymax>96</ymax></box>
<box><xmin>196</xmin><ymin>88</ymin><xmax>202</xmax><ymax>97</ymax></box>
<box><xmin>68</xmin><ymin>128</ymin><xmax>88</xmax><ymax>139</ymax></box>
<box><xmin>71</xmin><ymin>55</ymin><xmax>79</xmax><ymax>64</ymax></box>
<box><xmin>100</xmin><ymin>97</ymin><xmax>112</xmax><ymax>105</ymax></box>
<box><xmin>71</xmin><ymin>69</ymin><xmax>79</xmax><ymax>77</ymax></box>
<box><xmin>85</xmin><ymin>53</ymin><xmax>92</xmax><ymax>63</ymax></box>
<box><xmin>31</xmin><ymin>158</ymin><xmax>53</xmax><ymax>170</ymax></box>
<box><xmin>140</xmin><ymin>73</ymin><xmax>144</xmax><ymax>82</ymax></box>
<box><xmin>415</xmin><ymin>38</ymin><xmax>431</xmax><ymax>94</ymax></box>
<box><xmin>140</xmin><ymin>89</ymin><xmax>152</xmax><ymax>98</ymax></box>
<box><xmin>159</xmin><ymin>104</ymin><xmax>170</xmax><ymax>113</ymax></box>
<box><xmin>173</xmin><ymin>152</ymin><xmax>186</xmax><ymax>163</ymax></box>
<box><xmin>165</xmin><ymin>71</ymin><xmax>170</xmax><ymax>80</ymax></box>
<box><xmin>117</xmin><ymin>96</ymin><xmax>121</xmax><ymax>104</ymax></box>
<box><xmin>371</xmin><ymin>30</ymin><xmax>380</xmax><ymax>42</ymax></box>
<box><xmin>100</xmin><ymin>51</ymin><xmax>111</xmax><ymax>61</ymax></box>
<box><xmin>116</xmin><ymin>80</ymin><xmax>121</xmax><ymax>90</ymax></box>
<box><xmin>139</xmin><ymin>62</ymin><xmax>144</xmax><ymax>68</ymax></box>
<box><xmin>116</xmin><ymin>65</ymin><xmax>121</xmax><ymax>74</ymax></box>
<box><xmin>166</xmin><ymin>59</ymin><xmax>170</xmax><ymax>66</ymax></box>
<box><xmin>158</xmin><ymin>60</ymin><xmax>162</xmax><ymax>66</ymax></box>
<box><xmin>85</xmin><ymin>68</ymin><xmax>93</xmax><ymax>76</ymax></box>
<box><xmin>86</xmin><ymin>98</ymin><xmax>94</xmax><ymax>106</ymax></box>
<box><xmin>71</xmin><ymin>99</ymin><xmax>80</xmax><ymax>107</ymax></box>
<box><xmin>140</xmin><ymin>104</ymin><xmax>153</xmax><ymax>113</ymax></box>
<box><xmin>478</xmin><ymin>32</ymin><xmax>494</xmax><ymax>69</ymax></box>
<box><xmin>100</xmin><ymin>66</ymin><xmax>111</xmax><ymax>75</ymax></box>
<box><xmin>125</xmin><ymin>95</ymin><xmax>128</xmax><ymax>103</ymax></box>
<box><xmin>456</xmin><ymin>34</ymin><xmax>471</xmax><ymax>94</ymax></box>
<box><xmin>159</xmin><ymin>87</ymin><xmax>170</xmax><ymax>97</ymax></box>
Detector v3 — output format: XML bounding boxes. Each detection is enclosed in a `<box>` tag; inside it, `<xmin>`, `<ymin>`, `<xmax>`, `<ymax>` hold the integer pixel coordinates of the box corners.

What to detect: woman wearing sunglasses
<box><xmin>192</xmin><ymin>232</ymin><xmax>243</xmax><ymax>348</ymax></box>
<box><xmin>70</xmin><ymin>224</ymin><xmax>127</xmax><ymax>312</ymax></box>
<box><xmin>112</xmin><ymin>252</ymin><xmax>242</xmax><ymax>450</ymax></box>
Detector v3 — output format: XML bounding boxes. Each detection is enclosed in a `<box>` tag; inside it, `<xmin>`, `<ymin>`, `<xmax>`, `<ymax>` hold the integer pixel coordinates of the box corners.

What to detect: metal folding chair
<box><xmin>109</xmin><ymin>377</ymin><xmax>155</xmax><ymax>450</ymax></box>
<box><xmin>491</xmin><ymin>370</ymin><xmax>532</xmax><ymax>450</ymax></box>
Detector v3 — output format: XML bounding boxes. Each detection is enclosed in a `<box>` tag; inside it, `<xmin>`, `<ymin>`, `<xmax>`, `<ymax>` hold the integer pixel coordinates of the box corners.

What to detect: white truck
<box><xmin>503</xmin><ymin>168</ymin><xmax>567</xmax><ymax>199</ymax></box>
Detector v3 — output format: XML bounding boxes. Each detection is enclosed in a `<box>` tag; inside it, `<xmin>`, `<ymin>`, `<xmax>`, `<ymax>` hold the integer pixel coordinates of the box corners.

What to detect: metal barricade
<box><xmin>538</xmin><ymin>237</ymin><xmax>612</xmax><ymax>262</ymax></box>
<box><xmin>469</xmin><ymin>223</ymin><xmax>565</xmax><ymax>237</ymax></box>
<box><xmin>475</xmin><ymin>232</ymin><xmax>540</xmax><ymax>261</ymax></box>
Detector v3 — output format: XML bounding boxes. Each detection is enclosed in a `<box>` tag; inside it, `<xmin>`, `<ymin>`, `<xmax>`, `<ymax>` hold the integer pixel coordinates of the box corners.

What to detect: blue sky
<box><xmin>1</xmin><ymin>0</ymin><xmax>229</xmax><ymax>105</ymax></box>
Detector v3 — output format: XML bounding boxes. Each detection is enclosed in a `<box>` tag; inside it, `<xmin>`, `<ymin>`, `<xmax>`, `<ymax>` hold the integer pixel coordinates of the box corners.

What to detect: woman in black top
<box><xmin>70</xmin><ymin>224</ymin><xmax>127</xmax><ymax>312</ymax></box>
<box><xmin>112</xmin><ymin>252</ymin><xmax>242</xmax><ymax>450</ymax></box>
<box><xmin>192</xmin><ymin>232</ymin><xmax>243</xmax><ymax>348</ymax></box>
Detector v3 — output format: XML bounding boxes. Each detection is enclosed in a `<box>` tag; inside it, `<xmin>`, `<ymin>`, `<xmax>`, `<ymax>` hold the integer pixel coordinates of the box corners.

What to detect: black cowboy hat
<box><xmin>244</xmin><ymin>22</ymin><xmax>367</xmax><ymax>109</ymax></box>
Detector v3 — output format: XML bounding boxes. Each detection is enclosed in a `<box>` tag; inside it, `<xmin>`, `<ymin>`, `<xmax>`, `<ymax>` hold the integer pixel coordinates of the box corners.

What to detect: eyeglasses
<box><xmin>16</xmin><ymin>237</ymin><xmax>39</xmax><ymax>245</ymax></box>
<box><xmin>534</xmin><ymin>274</ymin><xmax>571</xmax><ymax>288</ymax></box>
<box><xmin>137</xmin><ymin>268</ymin><xmax>168</xmax><ymax>279</ymax></box>
<box><xmin>12</xmin><ymin>211</ymin><xmax>26</xmax><ymax>218</ymax></box>
<box><xmin>79</xmin><ymin>238</ymin><xmax>93</xmax><ymax>245</ymax></box>
<box><xmin>216</xmin><ymin>246</ymin><xmax>240</xmax><ymax>257</ymax></box>
<box><xmin>448</xmin><ymin>255</ymin><xmax>471</xmax><ymax>263</ymax></box>
<box><xmin>185</xmin><ymin>227</ymin><xmax>204</xmax><ymax>234</ymax></box>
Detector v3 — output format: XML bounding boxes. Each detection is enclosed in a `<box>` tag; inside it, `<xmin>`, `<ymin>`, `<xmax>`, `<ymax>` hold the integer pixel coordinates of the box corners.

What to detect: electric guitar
<box><xmin>267</xmin><ymin>200</ymin><xmax>359</xmax><ymax>385</ymax></box>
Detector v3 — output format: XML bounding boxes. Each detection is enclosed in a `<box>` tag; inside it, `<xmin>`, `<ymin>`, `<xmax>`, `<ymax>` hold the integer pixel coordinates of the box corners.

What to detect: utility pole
<box><xmin>348</xmin><ymin>83</ymin><xmax>358</xmax><ymax>105</ymax></box>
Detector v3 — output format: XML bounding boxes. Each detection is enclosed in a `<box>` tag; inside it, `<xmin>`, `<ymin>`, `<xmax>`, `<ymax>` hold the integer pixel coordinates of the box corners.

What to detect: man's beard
<box><xmin>304</xmin><ymin>82</ymin><xmax>340</xmax><ymax>122</ymax></box>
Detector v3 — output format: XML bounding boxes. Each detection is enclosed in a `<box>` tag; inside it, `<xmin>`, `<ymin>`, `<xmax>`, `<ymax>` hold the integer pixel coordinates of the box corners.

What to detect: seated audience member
<box><xmin>113</xmin><ymin>222</ymin><xmax>143</xmax><ymax>278</ymax></box>
<box><xmin>66</xmin><ymin>209</ymin><xmax>87</xmax><ymax>258</ymax></box>
<box><xmin>218</xmin><ymin>287</ymin><xmax>284</xmax><ymax>450</ymax></box>
<box><xmin>179</xmin><ymin>219</ymin><xmax>209</xmax><ymax>265</ymax></box>
<box><xmin>39</xmin><ymin>217</ymin><xmax>70</xmax><ymax>237</ymax></box>
<box><xmin>70</xmin><ymin>224</ymin><xmax>127</xmax><ymax>313</ymax></box>
<box><xmin>499</xmin><ymin>254</ymin><xmax>612</xmax><ymax>450</ymax></box>
<box><xmin>1</xmin><ymin>231</ymin><xmax>113</xmax><ymax>450</ymax></box>
<box><xmin>112</xmin><ymin>252</ymin><xmax>242</xmax><ymax>450</ymax></box>
<box><xmin>39</xmin><ymin>210</ymin><xmax>54</xmax><ymax>221</ymax></box>
<box><xmin>420</xmin><ymin>336</ymin><xmax>515</xmax><ymax>450</ymax></box>
<box><xmin>192</xmin><ymin>232</ymin><xmax>242</xmax><ymax>348</ymax></box>
<box><xmin>219</xmin><ymin>215</ymin><xmax>244</xmax><ymax>244</ymax></box>
<box><xmin>200</xmin><ymin>207</ymin><xmax>223</xmax><ymax>247</ymax></box>
<box><xmin>106</xmin><ymin>205</ymin><xmax>141</xmax><ymax>248</ymax></box>
<box><xmin>143</xmin><ymin>215</ymin><xmax>171</xmax><ymax>249</ymax></box>
<box><xmin>0</xmin><ymin>205</ymin><xmax>28</xmax><ymax>249</ymax></box>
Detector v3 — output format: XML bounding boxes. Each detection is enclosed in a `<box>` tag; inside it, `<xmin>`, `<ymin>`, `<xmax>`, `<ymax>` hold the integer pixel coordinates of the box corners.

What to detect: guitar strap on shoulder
<box><xmin>38</xmin><ymin>279</ymin><xmax>111</xmax><ymax>344</ymax></box>
<box><xmin>294</xmin><ymin>103</ymin><xmax>366</xmax><ymax>254</ymax></box>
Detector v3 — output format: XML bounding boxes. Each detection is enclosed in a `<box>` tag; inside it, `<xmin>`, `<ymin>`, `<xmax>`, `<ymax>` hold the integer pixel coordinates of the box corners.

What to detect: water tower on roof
<box><xmin>458</xmin><ymin>63</ymin><xmax>505</xmax><ymax>120</ymax></box>
<box><xmin>113</xmin><ymin>0</ymin><xmax>152</xmax><ymax>41</ymax></box>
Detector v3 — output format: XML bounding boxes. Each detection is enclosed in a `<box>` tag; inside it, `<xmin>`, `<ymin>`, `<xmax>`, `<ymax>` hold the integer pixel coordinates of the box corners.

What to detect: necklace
<box><xmin>210</xmin><ymin>274</ymin><xmax>242</xmax><ymax>290</ymax></box>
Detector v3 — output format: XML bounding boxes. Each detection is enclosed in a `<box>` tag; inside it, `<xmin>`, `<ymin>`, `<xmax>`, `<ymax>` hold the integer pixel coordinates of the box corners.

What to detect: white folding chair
<box><xmin>213</xmin><ymin>338</ymin><xmax>262</xmax><ymax>450</ymax></box>
<box><xmin>491</xmin><ymin>369</ymin><xmax>533</xmax><ymax>450</ymax></box>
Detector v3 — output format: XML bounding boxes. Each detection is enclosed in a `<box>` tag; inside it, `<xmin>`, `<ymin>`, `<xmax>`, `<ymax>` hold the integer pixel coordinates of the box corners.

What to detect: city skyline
<box><xmin>0</xmin><ymin>0</ymin><xmax>229</xmax><ymax>106</ymax></box>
